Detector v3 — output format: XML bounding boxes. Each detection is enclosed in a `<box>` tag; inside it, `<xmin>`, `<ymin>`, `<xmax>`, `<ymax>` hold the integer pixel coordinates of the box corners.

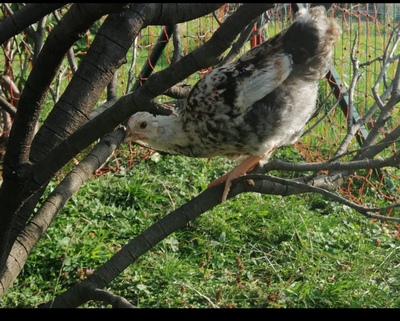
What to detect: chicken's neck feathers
<box><xmin>148</xmin><ymin>114</ymin><xmax>190</xmax><ymax>154</ymax></box>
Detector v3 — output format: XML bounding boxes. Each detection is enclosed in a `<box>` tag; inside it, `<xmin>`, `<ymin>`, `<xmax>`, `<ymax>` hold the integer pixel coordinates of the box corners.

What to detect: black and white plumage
<box><xmin>125</xmin><ymin>6</ymin><xmax>341</xmax><ymax>202</ymax></box>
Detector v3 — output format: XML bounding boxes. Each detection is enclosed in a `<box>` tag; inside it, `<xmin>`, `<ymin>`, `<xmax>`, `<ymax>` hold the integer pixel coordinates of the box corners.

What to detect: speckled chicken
<box><xmin>125</xmin><ymin>6</ymin><xmax>341</xmax><ymax>202</ymax></box>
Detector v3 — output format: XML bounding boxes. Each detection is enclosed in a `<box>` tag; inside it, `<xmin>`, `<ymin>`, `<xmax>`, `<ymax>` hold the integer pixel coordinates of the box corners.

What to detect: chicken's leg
<box><xmin>208</xmin><ymin>153</ymin><xmax>269</xmax><ymax>202</ymax></box>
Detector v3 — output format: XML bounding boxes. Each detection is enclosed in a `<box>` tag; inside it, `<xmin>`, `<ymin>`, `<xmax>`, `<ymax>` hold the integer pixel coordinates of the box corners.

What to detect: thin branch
<box><xmin>362</xmin><ymin>25</ymin><xmax>400</xmax><ymax>153</ymax></box>
<box><xmin>171</xmin><ymin>24</ymin><xmax>183</xmax><ymax>64</ymax></box>
<box><xmin>0</xmin><ymin>95</ymin><xmax>17</xmax><ymax>118</ymax></box>
<box><xmin>372</xmin><ymin>24</ymin><xmax>400</xmax><ymax>109</ymax></box>
<box><xmin>261</xmin><ymin>150</ymin><xmax>400</xmax><ymax>173</ymax></box>
<box><xmin>361</xmin><ymin>63</ymin><xmax>400</xmax><ymax>153</ymax></box>
<box><xmin>107</xmin><ymin>71</ymin><xmax>119</xmax><ymax>101</ymax></box>
<box><xmin>244</xmin><ymin>175</ymin><xmax>400</xmax><ymax>223</ymax></box>
<box><xmin>356</xmin><ymin>125</ymin><xmax>400</xmax><ymax>161</ymax></box>
<box><xmin>359</xmin><ymin>55</ymin><xmax>383</xmax><ymax>68</ymax></box>
<box><xmin>126</xmin><ymin>37</ymin><xmax>138</xmax><ymax>94</ymax></box>
<box><xmin>334</xmin><ymin>31</ymin><xmax>363</xmax><ymax>157</ymax></box>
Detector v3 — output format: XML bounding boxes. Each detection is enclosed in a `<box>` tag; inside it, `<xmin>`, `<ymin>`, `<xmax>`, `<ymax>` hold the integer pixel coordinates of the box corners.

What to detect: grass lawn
<box><xmin>2</xmin><ymin>149</ymin><xmax>399</xmax><ymax>308</ymax></box>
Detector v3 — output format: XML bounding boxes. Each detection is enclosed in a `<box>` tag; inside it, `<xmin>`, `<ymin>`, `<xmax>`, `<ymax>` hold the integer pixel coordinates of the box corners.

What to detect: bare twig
<box><xmin>372</xmin><ymin>24</ymin><xmax>400</xmax><ymax>109</ymax></box>
<box><xmin>171</xmin><ymin>24</ymin><xmax>183</xmax><ymax>64</ymax></box>
<box><xmin>334</xmin><ymin>31</ymin><xmax>363</xmax><ymax>157</ymax></box>
<box><xmin>126</xmin><ymin>37</ymin><xmax>138</xmax><ymax>94</ymax></box>
<box><xmin>363</xmin><ymin>24</ymin><xmax>400</xmax><ymax>151</ymax></box>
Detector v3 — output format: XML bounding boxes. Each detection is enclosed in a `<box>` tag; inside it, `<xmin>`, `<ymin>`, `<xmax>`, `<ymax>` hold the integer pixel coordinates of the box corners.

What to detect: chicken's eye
<box><xmin>139</xmin><ymin>121</ymin><xmax>147</xmax><ymax>129</ymax></box>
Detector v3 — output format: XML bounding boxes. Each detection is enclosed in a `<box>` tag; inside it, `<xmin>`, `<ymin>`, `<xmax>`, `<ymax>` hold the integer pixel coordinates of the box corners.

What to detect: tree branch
<box><xmin>261</xmin><ymin>150</ymin><xmax>400</xmax><ymax>173</ymax></box>
<box><xmin>40</xmin><ymin>167</ymin><xmax>399</xmax><ymax>308</ymax></box>
<box><xmin>0</xmin><ymin>95</ymin><xmax>17</xmax><ymax>118</ymax></box>
<box><xmin>77</xmin><ymin>285</ymin><xmax>136</xmax><ymax>308</ymax></box>
<box><xmin>0</xmin><ymin>3</ymin><xmax>68</xmax><ymax>45</ymax></box>
<box><xmin>0</xmin><ymin>126</ymin><xmax>126</xmax><ymax>298</ymax></box>
<box><xmin>242</xmin><ymin>175</ymin><xmax>400</xmax><ymax>223</ymax></box>
<box><xmin>0</xmin><ymin>3</ymin><xmax>131</xmax><ymax>270</ymax></box>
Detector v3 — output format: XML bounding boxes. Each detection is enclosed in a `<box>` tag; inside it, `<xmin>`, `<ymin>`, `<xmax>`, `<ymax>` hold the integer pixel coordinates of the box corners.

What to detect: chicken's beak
<box><xmin>124</xmin><ymin>127</ymin><xmax>147</xmax><ymax>143</ymax></box>
<box><xmin>123</xmin><ymin>126</ymin><xmax>137</xmax><ymax>143</ymax></box>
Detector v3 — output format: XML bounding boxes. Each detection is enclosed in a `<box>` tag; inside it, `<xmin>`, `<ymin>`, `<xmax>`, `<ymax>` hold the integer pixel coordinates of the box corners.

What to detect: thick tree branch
<box><xmin>0</xmin><ymin>3</ymin><xmax>68</xmax><ymax>45</ymax></box>
<box><xmin>0</xmin><ymin>3</ymin><xmax>130</xmax><ymax>270</ymax></box>
<box><xmin>0</xmin><ymin>126</ymin><xmax>126</xmax><ymax>298</ymax></box>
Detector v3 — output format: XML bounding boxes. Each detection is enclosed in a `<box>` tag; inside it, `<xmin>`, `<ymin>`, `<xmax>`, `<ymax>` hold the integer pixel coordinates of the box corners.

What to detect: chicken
<box><xmin>125</xmin><ymin>5</ymin><xmax>341</xmax><ymax>202</ymax></box>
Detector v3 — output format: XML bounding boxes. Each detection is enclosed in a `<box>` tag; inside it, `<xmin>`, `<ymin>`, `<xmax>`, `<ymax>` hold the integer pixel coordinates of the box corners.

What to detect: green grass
<box><xmin>2</xmin><ymin>150</ymin><xmax>399</xmax><ymax>308</ymax></box>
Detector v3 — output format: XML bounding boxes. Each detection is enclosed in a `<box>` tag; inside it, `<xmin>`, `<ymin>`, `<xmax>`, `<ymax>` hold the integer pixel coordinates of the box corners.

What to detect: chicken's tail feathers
<box><xmin>283</xmin><ymin>5</ymin><xmax>341</xmax><ymax>75</ymax></box>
